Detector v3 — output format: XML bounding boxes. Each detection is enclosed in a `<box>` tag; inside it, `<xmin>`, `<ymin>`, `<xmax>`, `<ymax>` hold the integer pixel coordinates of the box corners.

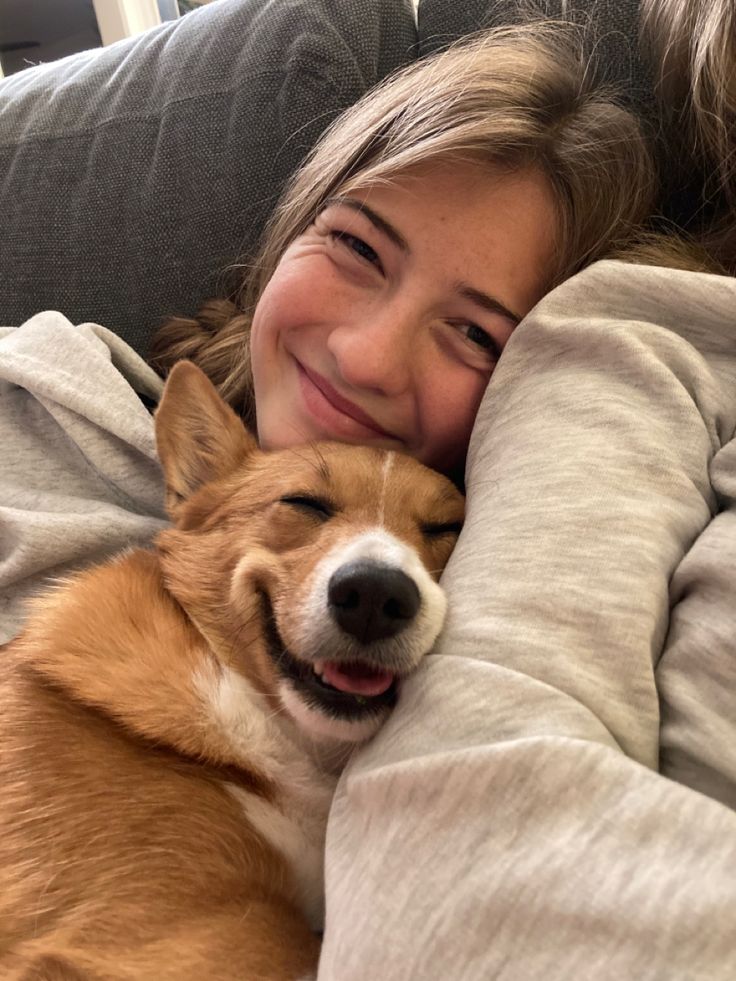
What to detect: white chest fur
<box><xmin>227</xmin><ymin>771</ymin><xmax>335</xmax><ymax>931</ymax></box>
<box><xmin>196</xmin><ymin>664</ymin><xmax>340</xmax><ymax>931</ymax></box>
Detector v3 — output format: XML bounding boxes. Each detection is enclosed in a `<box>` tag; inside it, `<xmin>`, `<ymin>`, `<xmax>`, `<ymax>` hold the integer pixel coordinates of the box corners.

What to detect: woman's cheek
<box><xmin>268</xmin><ymin>254</ymin><xmax>351</xmax><ymax>325</ymax></box>
<box><xmin>422</xmin><ymin>366</ymin><xmax>489</xmax><ymax>465</ymax></box>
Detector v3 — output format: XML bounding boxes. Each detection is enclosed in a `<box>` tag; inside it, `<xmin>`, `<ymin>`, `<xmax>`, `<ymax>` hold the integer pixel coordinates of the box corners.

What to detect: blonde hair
<box><xmin>611</xmin><ymin>230</ymin><xmax>728</xmax><ymax>274</ymax></box>
<box><xmin>640</xmin><ymin>0</ymin><xmax>736</xmax><ymax>272</ymax></box>
<box><xmin>641</xmin><ymin>0</ymin><xmax>735</xmax><ymax>193</ymax></box>
<box><xmin>151</xmin><ymin>22</ymin><xmax>656</xmax><ymax>424</ymax></box>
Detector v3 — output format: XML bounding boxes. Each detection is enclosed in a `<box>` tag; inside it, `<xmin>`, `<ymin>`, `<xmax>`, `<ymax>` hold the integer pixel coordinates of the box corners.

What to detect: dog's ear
<box><xmin>155</xmin><ymin>361</ymin><xmax>257</xmax><ymax>514</ymax></box>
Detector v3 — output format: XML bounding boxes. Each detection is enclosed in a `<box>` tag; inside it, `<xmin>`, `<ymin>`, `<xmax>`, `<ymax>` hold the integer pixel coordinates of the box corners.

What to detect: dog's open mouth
<box><xmin>261</xmin><ymin>594</ymin><xmax>398</xmax><ymax>718</ymax></box>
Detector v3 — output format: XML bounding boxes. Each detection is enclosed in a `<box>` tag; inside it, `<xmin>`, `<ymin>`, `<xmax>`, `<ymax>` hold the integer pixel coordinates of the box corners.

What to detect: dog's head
<box><xmin>155</xmin><ymin>362</ymin><xmax>464</xmax><ymax>747</ymax></box>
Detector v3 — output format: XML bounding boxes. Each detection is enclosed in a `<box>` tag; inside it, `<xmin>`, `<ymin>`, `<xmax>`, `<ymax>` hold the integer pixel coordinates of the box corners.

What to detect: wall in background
<box><xmin>0</xmin><ymin>0</ymin><xmax>186</xmax><ymax>77</ymax></box>
<box><xmin>0</xmin><ymin>0</ymin><xmax>101</xmax><ymax>76</ymax></box>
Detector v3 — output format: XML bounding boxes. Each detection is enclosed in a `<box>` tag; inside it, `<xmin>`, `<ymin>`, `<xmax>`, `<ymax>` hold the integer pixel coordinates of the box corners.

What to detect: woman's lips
<box><xmin>297</xmin><ymin>363</ymin><xmax>393</xmax><ymax>439</ymax></box>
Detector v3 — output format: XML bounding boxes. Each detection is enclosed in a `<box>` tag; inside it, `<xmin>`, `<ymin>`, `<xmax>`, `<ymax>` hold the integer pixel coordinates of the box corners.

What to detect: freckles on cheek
<box><xmin>260</xmin><ymin>256</ymin><xmax>346</xmax><ymax>334</ymax></box>
<box><xmin>435</xmin><ymin>369</ymin><xmax>489</xmax><ymax>426</ymax></box>
<box><xmin>423</xmin><ymin>372</ymin><xmax>489</xmax><ymax>463</ymax></box>
<box><xmin>255</xmin><ymin>272</ymin><xmax>295</xmax><ymax>326</ymax></box>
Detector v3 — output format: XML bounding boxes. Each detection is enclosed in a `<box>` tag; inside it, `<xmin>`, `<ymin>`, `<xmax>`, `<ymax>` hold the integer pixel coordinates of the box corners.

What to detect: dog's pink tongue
<box><xmin>322</xmin><ymin>661</ymin><xmax>394</xmax><ymax>697</ymax></box>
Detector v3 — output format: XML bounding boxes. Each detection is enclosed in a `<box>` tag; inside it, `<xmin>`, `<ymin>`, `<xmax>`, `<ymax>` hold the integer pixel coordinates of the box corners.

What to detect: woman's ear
<box><xmin>154</xmin><ymin>360</ymin><xmax>257</xmax><ymax>514</ymax></box>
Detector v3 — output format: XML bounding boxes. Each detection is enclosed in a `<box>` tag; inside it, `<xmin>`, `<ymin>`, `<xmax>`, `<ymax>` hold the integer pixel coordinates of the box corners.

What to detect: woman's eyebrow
<box><xmin>324</xmin><ymin>196</ymin><xmax>522</xmax><ymax>325</ymax></box>
<box><xmin>454</xmin><ymin>283</ymin><xmax>522</xmax><ymax>326</ymax></box>
<box><xmin>324</xmin><ymin>196</ymin><xmax>410</xmax><ymax>253</ymax></box>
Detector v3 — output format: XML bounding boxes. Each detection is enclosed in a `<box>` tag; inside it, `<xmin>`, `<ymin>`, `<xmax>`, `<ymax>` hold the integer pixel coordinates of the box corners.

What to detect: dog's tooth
<box><xmin>312</xmin><ymin>659</ymin><xmax>325</xmax><ymax>677</ymax></box>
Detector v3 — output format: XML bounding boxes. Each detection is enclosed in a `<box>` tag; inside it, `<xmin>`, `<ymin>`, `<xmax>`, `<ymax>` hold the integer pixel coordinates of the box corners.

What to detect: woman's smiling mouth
<box><xmin>296</xmin><ymin>362</ymin><xmax>395</xmax><ymax>440</ymax></box>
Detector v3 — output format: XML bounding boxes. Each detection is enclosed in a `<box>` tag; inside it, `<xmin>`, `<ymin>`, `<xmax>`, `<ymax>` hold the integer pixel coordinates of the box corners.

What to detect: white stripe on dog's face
<box><xmin>376</xmin><ymin>452</ymin><xmax>394</xmax><ymax>526</ymax></box>
<box><xmin>291</xmin><ymin>528</ymin><xmax>447</xmax><ymax>674</ymax></box>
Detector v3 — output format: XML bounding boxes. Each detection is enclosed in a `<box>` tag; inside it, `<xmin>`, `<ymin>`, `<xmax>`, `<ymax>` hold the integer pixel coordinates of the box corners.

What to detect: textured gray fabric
<box><xmin>0</xmin><ymin>312</ymin><xmax>167</xmax><ymax>644</ymax></box>
<box><xmin>658</xmin><ymin>455</ymin><xmax>736</xmax><ymax>808</ymax></box>
<box><xmin>318</xmin><ymin>260</ymin><xmax>736</xmax><ymax>979</ymax></box>
<box><xmin>0</xmin><ymin>0</ymin><xmax>417</xmax><ymax>358</ymax></box>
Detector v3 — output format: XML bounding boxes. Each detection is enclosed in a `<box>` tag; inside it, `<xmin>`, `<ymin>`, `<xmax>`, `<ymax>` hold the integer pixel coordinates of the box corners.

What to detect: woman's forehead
<box><xmin>325</xmin><ymin>161</ymin><xmax>560</xmax><ymax>308</ymax></box>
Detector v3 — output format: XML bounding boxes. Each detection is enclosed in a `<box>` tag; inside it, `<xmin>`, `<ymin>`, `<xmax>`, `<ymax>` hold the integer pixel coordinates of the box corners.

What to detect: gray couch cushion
<box><xmin>0</xmin><ymin>0</ymin><xmax>417</xmax><ymax>356</ymax></box>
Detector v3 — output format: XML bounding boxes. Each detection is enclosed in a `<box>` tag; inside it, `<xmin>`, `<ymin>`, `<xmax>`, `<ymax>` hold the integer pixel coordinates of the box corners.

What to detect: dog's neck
<box><xmin>16</xmin><ymin>549</ymin><xmax>348</xmax><ymax>788</ymax></box>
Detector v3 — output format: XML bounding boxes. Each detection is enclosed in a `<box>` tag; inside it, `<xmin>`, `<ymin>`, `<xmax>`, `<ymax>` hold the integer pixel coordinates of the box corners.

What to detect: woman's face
<box><xmin>250</xmin><ymin>162</ymin><xmax>557</xmax><ymax>473</ymax></box>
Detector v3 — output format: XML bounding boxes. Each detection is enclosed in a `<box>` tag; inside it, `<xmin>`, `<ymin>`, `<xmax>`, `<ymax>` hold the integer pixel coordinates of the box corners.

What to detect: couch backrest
<box><xmin>0</xmin><ymin>0</ymin><xmax>417</xmax><ymax>355</ymax></box>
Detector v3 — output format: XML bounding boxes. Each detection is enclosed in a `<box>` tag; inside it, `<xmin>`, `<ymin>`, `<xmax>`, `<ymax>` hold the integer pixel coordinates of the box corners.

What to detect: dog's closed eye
<box><xmin>279</xmin><ymin>495</ymin><xmax>335</xmax><ymax>521</ymax></box>
<box><xmin>420</xmin><ymin>521</ymin><xmax>463</xmax><ymax>539</ymax></box>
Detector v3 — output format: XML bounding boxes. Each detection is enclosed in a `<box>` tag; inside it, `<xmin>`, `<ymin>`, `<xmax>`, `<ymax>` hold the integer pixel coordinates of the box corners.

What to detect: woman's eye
<box><xmin>330</xmin><ymin>230</ymin><xmax>381</xmax><ymax>269</ymax></box>
<box><xmin>455</xmin><ymin>322</ymin><xmax>502</xmax><ymax>360</ymax></box>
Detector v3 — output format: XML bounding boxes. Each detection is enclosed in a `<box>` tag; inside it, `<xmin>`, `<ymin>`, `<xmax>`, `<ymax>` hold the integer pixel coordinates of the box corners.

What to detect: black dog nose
<box><xmin>328</xmin><ymin>561</ymin><xmax>420</xmax><ymax>643</ymax></box>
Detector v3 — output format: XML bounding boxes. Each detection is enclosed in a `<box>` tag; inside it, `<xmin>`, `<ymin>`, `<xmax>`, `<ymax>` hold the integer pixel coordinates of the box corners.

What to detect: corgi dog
<box><xmin>0</xmin><ymin>361</ymin><xmax>464</xmax><ymax>981</ymax></box>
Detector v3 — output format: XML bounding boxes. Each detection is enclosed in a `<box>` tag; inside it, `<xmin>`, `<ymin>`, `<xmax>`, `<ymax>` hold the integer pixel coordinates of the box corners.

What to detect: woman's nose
<box><xmin>326</xmin><ymin>306</ymin><xmax>416</xmax><ymax>397</ymax></box>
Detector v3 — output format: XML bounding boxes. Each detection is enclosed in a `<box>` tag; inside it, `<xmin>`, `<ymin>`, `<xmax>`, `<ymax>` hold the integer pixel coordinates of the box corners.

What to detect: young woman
<box><xmin>149</xmin><ymin>23</ymin><xmax>655</xmax><ymax>475</ymax></box>
<box><xmin>641</xmin><ymin>0</ymin><xmax>736</xmax><ymax>273</ymax></box>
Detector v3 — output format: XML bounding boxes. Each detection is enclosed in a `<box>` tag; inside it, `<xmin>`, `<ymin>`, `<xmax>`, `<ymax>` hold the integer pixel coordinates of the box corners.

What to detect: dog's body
<box><xmin>0</xmin><ymin>362</ymin><xmax>464</xmax><ymax>980</ymax></box>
